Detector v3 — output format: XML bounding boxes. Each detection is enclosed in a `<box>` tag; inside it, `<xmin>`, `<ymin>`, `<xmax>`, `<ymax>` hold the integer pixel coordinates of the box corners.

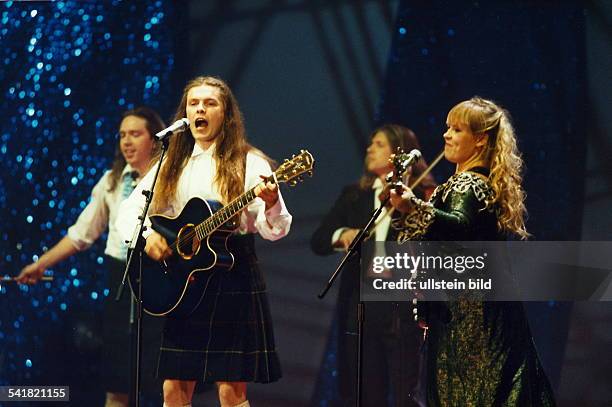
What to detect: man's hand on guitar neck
<box><xmin>145</xmin><ymin>231</ymin><xmax>173</xmax><ymax>261</ymax></box>
<box><xmin>257</xmin><ymin>175</ymin><xmax>279</xmax><ymax>210</ymax></box>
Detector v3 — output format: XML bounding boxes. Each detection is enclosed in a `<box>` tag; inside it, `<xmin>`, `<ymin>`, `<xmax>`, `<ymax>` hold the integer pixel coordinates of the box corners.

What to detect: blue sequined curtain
<box><xmin>0</xmin><ymin>1</ymin><xmax>175</xmax><ymax>404</ymax></box>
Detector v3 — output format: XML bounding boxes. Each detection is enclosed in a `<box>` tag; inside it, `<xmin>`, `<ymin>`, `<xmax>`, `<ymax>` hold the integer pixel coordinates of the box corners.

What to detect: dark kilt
<box><xmin>101</xmin><ymin>255</ymin><xmax>163</xmax><ymax>400</ymax></box>
<box><xmin>157</xmin><ymin>234</ymin><xmax>281</xmax><ymax>383</ymax></box>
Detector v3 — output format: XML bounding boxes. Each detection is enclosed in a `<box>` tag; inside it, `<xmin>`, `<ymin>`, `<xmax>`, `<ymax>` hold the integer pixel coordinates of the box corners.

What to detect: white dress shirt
<box><xmin>67</xmin><ymin>164</ymin><xmax>138</xmax><ymax>261</ymax></box>
<box><xmin>370</xmin><ymin>177</ymin><xmax>393</xmax><ymax>241</ymax></box>
<box><xmin>116</xmin><ymin>143</ymin><xmax>292</xmax><ymax>245</ymax></box>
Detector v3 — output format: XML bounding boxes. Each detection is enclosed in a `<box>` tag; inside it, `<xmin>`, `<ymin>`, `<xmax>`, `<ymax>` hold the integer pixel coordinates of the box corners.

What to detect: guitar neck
<box><xmin>188</xmin><ymin>149</ymin><xmax>313</xmax><ymax>240</ymax></box>
<box><xmin>195</xmin><ymin>182</ymin><xmax>263</xmax><ymax>238</ymax></box>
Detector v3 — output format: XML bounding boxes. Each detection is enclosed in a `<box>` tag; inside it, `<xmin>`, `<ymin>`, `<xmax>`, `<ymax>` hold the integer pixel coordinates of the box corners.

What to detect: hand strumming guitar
<box><xmin>145</xmin><ymin>231</ymin><xmax>173</xmax><ymax>261</ymax></box>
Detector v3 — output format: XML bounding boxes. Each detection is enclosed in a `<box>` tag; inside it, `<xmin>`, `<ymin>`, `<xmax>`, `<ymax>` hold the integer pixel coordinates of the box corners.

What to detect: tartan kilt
<box><xmin>157</xmin><ymin>235</ymin><xmax>281</xmax><ymax>383</ymax></box>
<box><xmin>101</xmin><ymin>256</ymin><xmax>163</xmax><ymax>398</ymax></box>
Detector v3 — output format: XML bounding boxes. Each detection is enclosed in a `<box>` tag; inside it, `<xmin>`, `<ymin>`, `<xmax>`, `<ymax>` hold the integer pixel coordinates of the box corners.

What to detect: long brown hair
<box><xmin>108</xmin><ymin>106</ymin><xmax>165</xmax><ymax>192</ymax></box>
<box><xmin>359</xmin><ymin>124</ymin><xmax>437</xmax><ymax>200</ymax></box>
<box><xmin>152</xmin><ymin>76</ymin><xmax>253</xmax><ymax>211</ymax></box>
<box><xmin>447</xmin><ymin>97</ymin><xmax>529</xmax><ymax>239</ymax></box>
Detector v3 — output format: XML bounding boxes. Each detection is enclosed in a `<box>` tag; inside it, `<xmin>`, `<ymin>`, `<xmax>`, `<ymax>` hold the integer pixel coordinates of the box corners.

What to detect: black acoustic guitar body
<box><xmin>128</xmin><ymin>197</ymin><xmax>235</xmax><ymax>317</ymax></box>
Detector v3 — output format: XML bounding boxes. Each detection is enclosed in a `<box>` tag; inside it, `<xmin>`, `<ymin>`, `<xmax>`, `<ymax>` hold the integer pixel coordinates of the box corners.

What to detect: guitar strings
<box><xmin>170</xmin><ymin>180</ymin><xmax>264</xmax><ymax>253</ymax></box>
<box><xmin>167</xmin><ymin>153</ymin><xmax>311</xmax><ymax>254</ymax></box>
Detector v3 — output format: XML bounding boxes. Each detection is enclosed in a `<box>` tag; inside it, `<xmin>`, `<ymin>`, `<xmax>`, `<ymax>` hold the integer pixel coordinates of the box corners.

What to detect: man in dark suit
<box><xmin>311</xmin><ymin>125</ymin><xmax>436</xmax><ymax>407</ymax></box>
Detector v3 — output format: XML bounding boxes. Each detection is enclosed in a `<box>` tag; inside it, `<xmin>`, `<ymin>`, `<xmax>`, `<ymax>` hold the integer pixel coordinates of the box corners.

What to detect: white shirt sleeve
<box><xmin>243</xmin><ymin>151</ymin><xmax>292</xmax><ymax>241</ymax></box>
<box><xmin>67</xmin><ymin>172</ymin><xmax>111</xmax><ymax>251</ymax></box>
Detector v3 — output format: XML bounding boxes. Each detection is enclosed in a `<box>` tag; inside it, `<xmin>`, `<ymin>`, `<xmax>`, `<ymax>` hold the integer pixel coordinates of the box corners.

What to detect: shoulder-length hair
<box><xmin>108</xmin><ymin>106</ymin><xmax>165</xmax><ymax>192</ymax></box>
<box><xmin>359</xmin><ymin>124</ymin><xmax>437</xmax><ymax>200</ymax></box>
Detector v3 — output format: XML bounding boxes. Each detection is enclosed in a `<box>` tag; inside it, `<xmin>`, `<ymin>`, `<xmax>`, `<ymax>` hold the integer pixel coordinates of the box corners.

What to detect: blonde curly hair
<box><xmin>447</xmin><ymin>97</ymin><xmax>530</xmax><ymax>239</ymax></box>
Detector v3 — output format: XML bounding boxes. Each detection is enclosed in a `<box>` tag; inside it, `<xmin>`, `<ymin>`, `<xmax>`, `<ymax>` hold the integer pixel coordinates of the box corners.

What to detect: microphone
<box><xmin>398</xmin><ymin>149</ymin><xmax>421</xmax><ymax>169</ymax></box>
<box><xmin>385</xmin><ymin>149</ymin><xmax>421</xmax><ymax>183</ymax></box>
<box><xmin>155</xmin><ymin>118</ymin><xmax>189</xmax><ymax>140</ymax></box>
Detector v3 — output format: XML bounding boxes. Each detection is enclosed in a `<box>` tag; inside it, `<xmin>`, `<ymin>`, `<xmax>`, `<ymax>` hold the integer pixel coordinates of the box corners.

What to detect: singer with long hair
<box><xmin>390</xmin><ymin>97</ymin><xmax>556</xmax><ymax>406</ymax></box>
<box><xmin>117</xmin><ymin>76</ymin><xmax>292</xmax><ymax>407</ymax></box>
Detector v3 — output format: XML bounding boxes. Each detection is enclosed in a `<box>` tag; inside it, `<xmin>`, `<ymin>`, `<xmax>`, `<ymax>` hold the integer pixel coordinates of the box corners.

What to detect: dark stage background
<box><xmin>377</xmin><ymin>0</ymin><xmax>586</xmax><ymax>400</ymax></box>
<box><xmin>1</xmin><ymin>1</ymin><xmax>610</xmax><ymax>406</ymax></box>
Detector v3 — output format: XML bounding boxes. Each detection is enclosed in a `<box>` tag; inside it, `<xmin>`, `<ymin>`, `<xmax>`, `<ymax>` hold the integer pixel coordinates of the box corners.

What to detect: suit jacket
<box><xmin>310</xmin><ymin>183</ymin><xmax>424</xmax><ymax>407</ymax></box>
<box><xmin>311</xmin><ymin>184</ymin><xmax>379</xmax><ymax>253</ymax></box>
<box><xmin>311</xmin><ymin>183</ymin><xmax>403</xmax><ymax>327</ymax></box>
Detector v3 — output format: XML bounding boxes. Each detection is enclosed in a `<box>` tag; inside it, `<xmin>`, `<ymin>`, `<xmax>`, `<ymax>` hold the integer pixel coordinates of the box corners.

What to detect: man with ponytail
<box><xmin>390</xmin><ymin>97</ymin><xmax>555</xmax><ymax>406</ymax></box>
<box><xmin>117</xmin><ymin>77</ymin><xmax>292</xmax><ymax>407</ymax></box>
<box><xmin>311</xmin><ymin>124</ymin><xmax>436</xmax><ymax>406</ymax></box>
<box><xmin>18</xmin><ymin>107</ymin><xmax>166</xmax><ymax>407</ymax></box>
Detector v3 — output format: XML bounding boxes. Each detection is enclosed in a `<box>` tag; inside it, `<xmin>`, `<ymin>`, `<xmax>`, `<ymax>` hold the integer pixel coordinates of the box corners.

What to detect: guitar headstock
<box><xmin>275</xmin><ymin>150</ymin><xmax>315</xmax><ymax>186</ymax></box>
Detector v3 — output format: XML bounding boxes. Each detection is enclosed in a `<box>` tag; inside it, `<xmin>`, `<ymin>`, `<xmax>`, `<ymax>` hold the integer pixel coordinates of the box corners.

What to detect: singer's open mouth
<box><xmin>195</xmin><ymin>118</ymin><xmax>208</xmax><ymax>128</ymax></box>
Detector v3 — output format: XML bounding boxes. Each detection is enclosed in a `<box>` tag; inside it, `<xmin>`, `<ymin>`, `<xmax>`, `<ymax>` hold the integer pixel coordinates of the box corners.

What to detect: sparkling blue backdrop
<box><xmin>0</xmin><ymin>1</ymin><xmax>593</xmax><ymax>406</ymax></box>
<box><xmin>0</xmin><ymin>0</ymin><xmax>174</xmax><ymax>403</ymax></box>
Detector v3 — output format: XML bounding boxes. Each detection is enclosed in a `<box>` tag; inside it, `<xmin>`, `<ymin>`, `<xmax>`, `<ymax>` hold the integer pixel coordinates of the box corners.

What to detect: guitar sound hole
<box><xmin>176</xmin><ymin>224</ymin><xmax>200</xmax><ymax>260</ymax></box>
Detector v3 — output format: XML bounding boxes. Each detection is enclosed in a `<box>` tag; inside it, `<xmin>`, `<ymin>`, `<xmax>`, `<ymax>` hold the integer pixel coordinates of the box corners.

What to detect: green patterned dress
<box><xmin>397</xmin><ymin>168</ymin><xmax>556</xmax><ymax>406</ymax></box>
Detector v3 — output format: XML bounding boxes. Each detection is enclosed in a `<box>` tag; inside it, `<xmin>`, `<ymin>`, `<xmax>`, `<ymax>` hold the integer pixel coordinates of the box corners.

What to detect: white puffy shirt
<box><xmin>67</xmin><ymin>165</ymin><xmax>137</xmax><ymax>261</ymax></box>
<box><xmin>116</xmin><ymin>143</ymin><xmax>292</xmax><ymax>245</ymax></box>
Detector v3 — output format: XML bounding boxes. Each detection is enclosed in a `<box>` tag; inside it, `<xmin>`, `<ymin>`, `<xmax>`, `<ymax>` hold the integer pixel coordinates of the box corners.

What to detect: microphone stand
<box><xmin>318</xmin><ymin>194</ymin><xmax>392</xmax><ymax>407</ymax></box>
<box><xmin>318</xmin><ymin>148</ymin><xmax>426</xmax><ymax>407</ymax></box>
<box><xmin>115</xmin><ymin>135</ymin><xmax>170</xmax><ymax>407</ymax></box>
